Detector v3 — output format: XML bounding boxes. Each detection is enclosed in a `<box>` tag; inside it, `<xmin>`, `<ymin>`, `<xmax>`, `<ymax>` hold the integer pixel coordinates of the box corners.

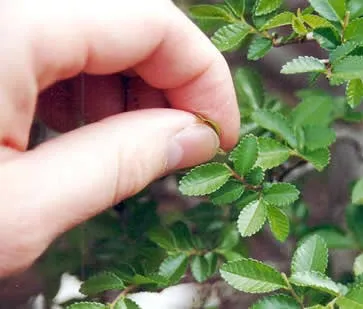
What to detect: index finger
<box><xmin>1</xmin><ymin>0</ymin><xmax>239</xmax><ymax>150</ymax></box>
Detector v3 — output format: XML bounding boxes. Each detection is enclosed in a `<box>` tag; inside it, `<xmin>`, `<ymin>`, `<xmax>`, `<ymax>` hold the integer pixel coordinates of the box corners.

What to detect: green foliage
<box><xmin>281</xmin><ymin>56</ymin><xmax>326</xmax><ymax>74</ymax></box>
<box><xmin>67</xmin><ymin>1</ymin><xmax>363</xmax><ymax>308</ymax></box>
<box><xmin>220</xmin><ymin>258</ymin><xmax>287</xmax><ymax>293</ymax></box>
<box><xmin>211</xmin><ymin>23</ymin><xmax>251</xmax><ymax>51</ymax></box>
<box><xmin>80</xmin><ymin>272</ymin><xmax>125</xmax><ymax>296</ymax></box>
<box><xmin>179</xmin><ymin>163</ymin><xmax>231</xmax><ymax>196</ymax></box>
<box><xmin>291</xmin><ymin>235</ymin><xmax>328</xmax><ymax>274</ymax></box>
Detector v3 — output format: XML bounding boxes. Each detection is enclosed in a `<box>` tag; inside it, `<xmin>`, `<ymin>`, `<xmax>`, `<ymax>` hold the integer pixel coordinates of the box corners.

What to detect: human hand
<box><xmin>0</xmin><ymin>0</ymin><xmax>239</xmax><ymax>277</ymax></box>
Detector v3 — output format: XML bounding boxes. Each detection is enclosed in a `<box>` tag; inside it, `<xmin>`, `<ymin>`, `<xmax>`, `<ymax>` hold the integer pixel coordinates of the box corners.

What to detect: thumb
<box><xmin>0</xmin><ymin>109</ymin><xmax>219</xmax><ymax>276</ymax></box>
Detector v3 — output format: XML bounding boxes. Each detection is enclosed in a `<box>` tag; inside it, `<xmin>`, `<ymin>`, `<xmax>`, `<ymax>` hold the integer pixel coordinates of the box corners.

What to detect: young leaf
<box><xmin>302</xmin><ymin>14</ymin><xmax>335</xmax><ymax>29</ymax></box>
<box><xmin>251</xmin><ymin>294</ymin><xmax>300</xmax><ymax>309</ymax></box>
<box><xmin>304</xmin><ymin>125</ymin><xmax>336</xmax><ymax>150</ymax></box>
<box><xmin>179</xmin><ymin>163</ymin><xmax>232</xmax><ymax>196</ymax></box>
<box><xmin>220</xmin><ymin>258</ymin><xmax>287</xmax><ymax>293</ymax></box>
<box><xmin>289</xmin><ymin>271</ymin><xmax>341</xmax><ymax>295</ymax></box>
<box><xmin>191</xmin><ymin>255</ymin><xmax>210</xmax><ymax>283</ymax></box>
<box><xmin>260</xmin><ymin>12</ymin><xmax>294</xmax><ymax>30</ymax></box>
<box><xmin>256</xmin><ymin>137</ymin><xmax>291</xmax><ymax>170</ymax></box>
<box><xmin>210</xmin><ymin>180</ymin><xmax>245</xmax><ymax>205</ymax></box>
<box><xmin>291</xmin><ymin>96</ymin><xmax>332</xmax><ymax>127</ymax></box>
<box><xmin>263</xmin><ymin>183</ymin><xmax>300</xmax><ymax>206</ymax></box>
<box><xmin>254</xmin><ymin>0</ymin><xmax>282</xmax><ymax>16</ymax></box>
<box><xmin>298</xmin><ymin>148</ymin><xmax>330</xmax><ymax>171</ymax></box>
<box><xmin>225</xmin><ymin>0</ymin><xmax>245</xmax><ymax>17</ymax></box>
<box><xmin>292</xmin><ymin>15</ymin><xmax>308</xmax><ymax>35</ymax></box>
<box><xmin>67</xmin><ymin>303</ymin><xmax>108</xmax><ymax>309</ymax></box>
<box><xmin>158</xmin><ymin>253</ymin><xmax>188</xmax><ymax>284</ymax></box>
<box><xmin>80</xmin><ymin>272</ymin><xmax>125</xmax><ymax>296</ymax></box>
<box><xmin>211</xmin><ymin>23</ymin><xmax>251</xmax><ymax>52</ymax></box>
<box><xmin>336</xmin><ymin>285</ymin><xmax>363</xmax><ymax>308</ymax></box>
<box><xmin>308</xmin><ymin>0</ymin><xmax>346</xmax><ymax>22</ymax></box>
<box><xmin>247</xmin><ymin>37</ymin><xmax>273</xmax><ymax>61</ymax></box>
<box><xmin>189</xmin><ymin>5</ymin><xmax>233</xmax><ymax>22</ymax></box>
<box><xmin>237</xmin><ymin>199</ymin><xmax>267</xmax><ymax>237</ymax></box>
<box><xmin>330</xmin><ymin>41</ymin><xmax>359</xmax><ymax>64</ymax></box>
<box><xmin>281</xmin><ymin>56</ymin><xmax>326</xmax><ymax>74</ymax></box>
<box><xmin>229</xmin><ymin>135</ymin><xmax>258</xmax><ymax>176</ymax></box>
<box><xmin>344</xmin><ymin>18</ymin><xmax>363</xmax><ymax>43</ymax></box>
<box><xmin>312</xmin><ymin>27</ymin><xmax>340</xmax><ymax>50</ymax></box>
<box><xmin>234</xmin><ymin>68</ymin><xmax>264</xmax><ymax>110</ymax></box>
<box><xmin>114</xmin><ymin>298</ymin><xmax>141</xmax><ymax>309</ymax></box>
<box><xmin>352</xmin><ymin>178</ymin><xmax>363</xmax><ymax>204</ymax></box>
<box><xmin>267</xmin><ymin>205</ymin><xmax>290</xmax><ymax>242</ymax></box>
<box><xmin>354</xmin><ymin>254</ymin><xmax>363</xmax><ymax>277</ymax></box>
<box><xmin>246</xmin><ymin>166</ymin><xmax>265</xmax><ymax>185</ymax></box>
<box><xmin>252</xmin><ymin>110</ymin><xmax>297</xmax><ymax>148</ymax></box>
<box><xmin>332</xmin><ymin>56</ymin><xmax>363</xmax><ymax>80</ymax></box>
<box><xmin>291</xmin><ymin>235</ymin><xmax>328</xmax><ymax>274</ymax></box>
<box><xmin>347</xmin><ymin>79</ymin><xmax>363</xmax><ymax>108</ymax></box>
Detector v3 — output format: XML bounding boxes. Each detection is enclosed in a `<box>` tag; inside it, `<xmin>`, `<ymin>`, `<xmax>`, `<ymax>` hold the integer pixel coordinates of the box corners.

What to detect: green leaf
<box><xmin>348</xmin><ymin>0</ymin><xmax>363</xmax><ymax>19</ymax></box>
<box><xmin>211</xmin><ymin>23</ymin><xmax>251</xmax><ymax>52</ymax></box>
<box><xmin>291</xmin><ymin>96</ymin><xmax>332</xmax><ymax>127</ymax></box>
<box><xmin>298</xmin><ymin>148</ymin><xmax>330</xmax><ymax>171</ymax></box>
<box><xmin>251</xmin><ymin>294</ymin><xmax>300</xmax><ymax>309</ymax></box>
<box><xmin>352</xmin><ymin>178</ymin><xmax>363</xmax><ymax>204</ymax></box>
<box><xmin>291</xmin><ymin>235</ymin><xmax>328</xmax><ymax>274</ymax></box>
<box><xmin>260</xmin><ymin>12</ymin><xmax>294</xmax><ymax>30</ymax></box>
<box><xmin>235</xmin><ymin>190</ymin><xmax>260</xmax><ymax>209</ymax></box>
<box><xmin>210</xmin><ymin>180</ymin><xmax>245</xmax><ymax>205</ymax></box>
<box><xmin>67</xmin><ymin>303</ymin><xmax>108</xmax><ymax>309</ymax></box>
<box><xmin>230</xmin><ymin>135</ymin><xmax>258</xmax><ymax>176</ymax></box>
<box><xmin>179</xmin><ymin>163</ymin><xmax>232</xmax><ymax>196</ymax></box>
<box><xmin>217</xmin><ymin>224</ymin><xmax>240</xmax><ymax>250</ymax></box>
<box><xmin>292</xmin><ymin>15</ymin><xmax>308</xmax><ymax>35</ymax></box>
<box><xmin>263</xmin><ymin>183</ymin><xmax>300</xmax><ymax>206</ymax></box>
<box><xmin>191</xmin><ymin>255</ymin><xmax>210</xmax><ymax>283</ymax></box>
<box><xmin>313</xmin><ymin>27</ymin><xmax>340</xmax><ymax>50</ymax></box>
<box><xmin>330</xmin><ymin>41</ymin><xmax>359</xmax><ymax>63</ymax></box>
<box><xmin>256</xmin><ymin>137</ymin><xmax>291</xmax><ymax>170</ymax></box>
<box><xmin>302</xmin><ymin>14</ymin><xmax>336</xmax><ymax>29</ymax></box>
<box><xmin>281</xmin><ymin>56</ymin><xmax>326</xmax><ymax>74</ymax></box>
<box><xmin>158</xmin><ymin>253</ymin><xmax>188</xmax><ymax>284</ymax></box>
<box><xmin>225</xmin><ymin>0</ymin><xmax>245</xmax><ymax>17</ymax></box>
<box><xmin>255</xmin><ymin>0</ymin><xmax>282</xmax><ymax>16</ymax></box>
<box><xmin>220</xmin><ymin>258</ymin><xmax>287</xmax><ymax>293</ymax></box>
<box><xmin>189</xmin><ymin>5</ymin><xmax>233</xmax><ymax>22</ymax></box>
<box><xmin>347</xmin><ymin>79</ymin><xmax>363</xmax><ymax>108</ymax></box>
<box><xmin>80</xmin><ymin>272</ymin><xmax>125</xmax><ymax>296</ymax></box>
<box><xmin>312</xmin><ymin>226</ymin><xmax>357</xmax><ymax>249</ymax></box>
<box><xmin>170</xmin><ymin>221</ymin><xmax>193</xmax><ymax>250</ymax></box>
<box><xmin>246</xmin><ymin>166</ymin><xmax>265</xmax><ymax>185</ymax></box>
<box><xmin>304</xmin><ymin>125</ymin><xmax>336</xmax><ymax>150</ymax></box>
<box><xmin>290</xmin><ymin>271</ymin><xmax>341</xmax><ymax>295</ymax></box>
<box><xmin>354</xmin><ymin>254</ymin><xmax>363</xmax><ymax>277</ymax></box>
<box><xmin>308</xmin><ymin>0</ymin><xmax>346</xmax><ymax>22</ymax></box>
<box><xmin>114</xmin><ymin>298</ymin><xmax>141</xmax><ymax>309</ymax></box>
<box><xmin>148</xmin><ymin>227</ymin><xmax>176</xmax><ymax>251</ymax></box>
<box><xmin>337</xmin><ymin>285</ymin><xmax>363</xmax><ymax>308</ymax></box>
<box><xmin>347</xmin><ymin>204</ymin><xmax>363</xmax><ymax>247</ymax></box>
<box><xmin>344</xmin><ymin>18</ymin><xmax>363</xmax><ymax>43</ymax></box>
<box><xmin>247</xmin><ymin>37</ymin><xmax>273</xmax><ymax>61</ymax></box>
<box><xmin>237</xmin><ymin>199</ymin><xmax>267</xmax><ymax>237</ymax></box>
<box><xmin>267</xmin><ymin>205</ymin><xmax>290</xmax><ymax>242</ymax></box>
<box><xmin>333</xmin><ymin>56</ymin><xmax>363</xmax><ymax>80</ymax></box>
<box><xmin>252</xmin><ymin>110</ymin><xmax>297</xmax><ymax>148</ymax></box>
<box><xmin>234</xmin><ymin>68</ymin><xmax>264</xmax><ymax>110</ymax></box>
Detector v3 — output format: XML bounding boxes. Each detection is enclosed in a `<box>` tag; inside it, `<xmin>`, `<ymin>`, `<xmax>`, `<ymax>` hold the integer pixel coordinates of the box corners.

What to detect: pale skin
<box><xmin>0</xmin><ymin>0</ymin><xmax>240</xmax><ymax>277</ymax></box>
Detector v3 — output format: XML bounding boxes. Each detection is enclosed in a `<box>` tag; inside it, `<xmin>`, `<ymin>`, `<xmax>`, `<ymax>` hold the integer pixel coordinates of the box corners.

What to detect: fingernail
<box><xmin>167</xmin><ymin>124</ymin><xmax>220</xmax><ymax>170</ymax></box>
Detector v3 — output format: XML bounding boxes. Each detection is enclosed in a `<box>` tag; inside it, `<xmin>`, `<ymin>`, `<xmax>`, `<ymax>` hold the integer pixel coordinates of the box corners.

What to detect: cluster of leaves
<box><xmin>190</xmin><ymin>0</ymin><xmax>363</xmax><ymax>108</ymax></box>
<box><xmin>60</xmin><ymin>0</ymin><xmax>363</xmax><ymax>308</ymax></box>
